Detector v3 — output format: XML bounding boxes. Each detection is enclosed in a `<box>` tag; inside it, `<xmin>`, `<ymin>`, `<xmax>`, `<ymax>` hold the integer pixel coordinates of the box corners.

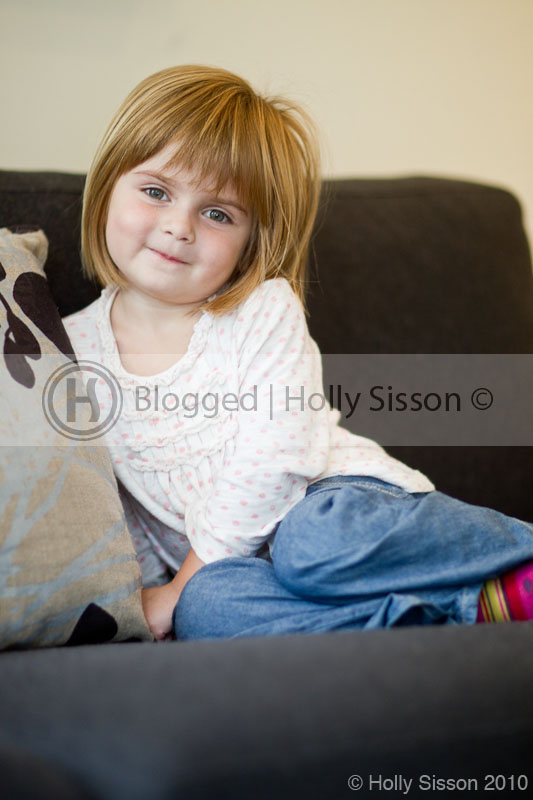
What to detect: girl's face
<box><xmin>105</xmin><ymin>145</ymin><xmax>252</xmax><ymax>309</ymax></box>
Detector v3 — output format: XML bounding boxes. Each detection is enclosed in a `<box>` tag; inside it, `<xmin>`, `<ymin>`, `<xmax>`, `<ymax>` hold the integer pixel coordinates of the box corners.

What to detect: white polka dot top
<box><xmin>63</xmin><ymin>278</ymin><xmax>434</xmax><ymax>584</ymax></box>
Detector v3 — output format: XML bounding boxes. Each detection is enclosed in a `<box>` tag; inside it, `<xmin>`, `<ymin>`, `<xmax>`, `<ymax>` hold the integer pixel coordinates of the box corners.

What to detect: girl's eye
<box><xmin>144</xmin><ymin>187</ymin><xmax>168</xmax><ymax>201</ymax></box>
<box><xmin>205</xmin><ymin>208</ymin><xmax>230</xmax><ymax>224</ymax></box>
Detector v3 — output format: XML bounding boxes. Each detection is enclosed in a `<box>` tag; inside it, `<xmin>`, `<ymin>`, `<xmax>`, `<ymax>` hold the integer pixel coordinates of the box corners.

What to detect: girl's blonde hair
<box><xmin>82</xmin><ymin>65</ymin><xmax>321</xmax><ymax>313</ymax></box>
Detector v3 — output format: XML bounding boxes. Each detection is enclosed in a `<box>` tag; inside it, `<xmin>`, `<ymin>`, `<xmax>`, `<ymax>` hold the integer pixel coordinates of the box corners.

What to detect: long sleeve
<box><xmin>186</xmin><ymin>279</ymin><xmax>331</xmax><ymax>563</ymax></box>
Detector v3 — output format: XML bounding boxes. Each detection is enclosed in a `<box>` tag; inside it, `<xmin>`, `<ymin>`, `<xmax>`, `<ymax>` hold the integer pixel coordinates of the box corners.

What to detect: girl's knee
<box><xmin>271</xmin><ymin>483</ymin><xmax>412</xmax><ymax>599</ymax></box>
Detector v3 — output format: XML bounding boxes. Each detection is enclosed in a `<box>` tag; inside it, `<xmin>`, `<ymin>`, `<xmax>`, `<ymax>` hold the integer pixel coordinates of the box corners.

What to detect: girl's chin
<box><xmin>118</xmin><ymin>275</ymin><xmax>213</xmax><ymax>309</ymax></box>
<box><xmin>136</xmin><ymin>286</ymin><xmax>205</xmax><ymax>309</ymax></box>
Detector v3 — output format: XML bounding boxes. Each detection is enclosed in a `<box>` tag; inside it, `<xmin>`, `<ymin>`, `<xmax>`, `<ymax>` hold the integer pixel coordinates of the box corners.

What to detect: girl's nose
<box><xmin>161</xmin><ymin>205</ymin><xmax>195</xmax><ymax>242</ymax></box>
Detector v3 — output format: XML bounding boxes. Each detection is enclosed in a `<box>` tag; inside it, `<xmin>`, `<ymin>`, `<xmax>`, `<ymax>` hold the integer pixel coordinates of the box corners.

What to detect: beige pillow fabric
<box><xmin>0</xmin><ymin>228</ymin><xmax>152</xmax><ymax>648</ymax></box>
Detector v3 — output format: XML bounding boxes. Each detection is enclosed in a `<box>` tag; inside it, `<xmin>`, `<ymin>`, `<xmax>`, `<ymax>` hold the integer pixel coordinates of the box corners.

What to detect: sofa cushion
<box><xmin>0</xmin><ymin>228</ymin><xmax>152</xmax><ymax>649</ymax></box>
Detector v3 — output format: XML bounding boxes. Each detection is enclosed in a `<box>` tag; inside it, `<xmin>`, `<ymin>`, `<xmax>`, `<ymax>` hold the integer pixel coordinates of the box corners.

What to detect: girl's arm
<box><xmin>186</xmin><ymin>278</ymin><xmax>331</xmax><ymax>565</ymax></box>
<box><xmin>141</xmin><ymin>548</ymin><xmax>205</xmax><ymax>640</ymax></box>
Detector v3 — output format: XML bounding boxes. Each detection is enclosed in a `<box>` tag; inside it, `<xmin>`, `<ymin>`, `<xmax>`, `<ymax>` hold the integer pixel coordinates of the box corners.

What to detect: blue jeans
<box><xmin>173</xmin><ymin>476</ymin><xmax>533</xmax><ymax>640</ymax></box>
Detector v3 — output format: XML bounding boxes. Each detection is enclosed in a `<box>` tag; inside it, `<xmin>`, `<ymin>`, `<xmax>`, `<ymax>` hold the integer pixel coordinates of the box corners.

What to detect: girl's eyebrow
<box><xmin>133</xmin><ymin>169</ymin><xmax>248</xmax><ymax>215</ymax></box>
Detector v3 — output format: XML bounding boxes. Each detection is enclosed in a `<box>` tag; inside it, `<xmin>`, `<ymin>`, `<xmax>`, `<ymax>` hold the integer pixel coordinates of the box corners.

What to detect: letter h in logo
<box><xmin>66</xmin><ymin>375</ymin><xmax>100</xmax><ymax>422</ymax></box>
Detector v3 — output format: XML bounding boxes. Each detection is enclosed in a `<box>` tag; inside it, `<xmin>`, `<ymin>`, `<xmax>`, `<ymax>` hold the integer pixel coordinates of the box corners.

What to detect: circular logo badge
<box><xmin>42</xmin><ymin>359</ymin><xmax>123</xmax><ymax>441</ymax></box>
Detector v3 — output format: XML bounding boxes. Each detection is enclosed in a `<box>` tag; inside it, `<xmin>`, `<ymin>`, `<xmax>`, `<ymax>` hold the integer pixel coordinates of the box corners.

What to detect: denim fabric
<box><xmin>174</xmin><ymin>476</ymin><xmax>533</xmax><ymax>640</ymax></box>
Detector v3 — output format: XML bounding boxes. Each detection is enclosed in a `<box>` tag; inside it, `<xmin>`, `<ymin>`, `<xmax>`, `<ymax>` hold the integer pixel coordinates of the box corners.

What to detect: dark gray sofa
<box><xmin>1</xmin><ymin>171</ymin><xmax>532</xmax><ymax>800</ymax></box>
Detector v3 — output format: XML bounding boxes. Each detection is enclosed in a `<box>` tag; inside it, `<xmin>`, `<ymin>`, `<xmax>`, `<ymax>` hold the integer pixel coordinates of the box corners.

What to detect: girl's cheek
<box><xmin>127</xmin><ymin>204</ymin><xmax>155</xmax><ymax>230</ymax></box>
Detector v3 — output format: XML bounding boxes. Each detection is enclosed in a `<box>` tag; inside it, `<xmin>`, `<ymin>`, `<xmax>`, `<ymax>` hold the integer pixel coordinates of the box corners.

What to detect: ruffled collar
<box><xmin>96</xmin><ymin>285</ymin><xmax>214</xmax><ymax>386</ymax></box>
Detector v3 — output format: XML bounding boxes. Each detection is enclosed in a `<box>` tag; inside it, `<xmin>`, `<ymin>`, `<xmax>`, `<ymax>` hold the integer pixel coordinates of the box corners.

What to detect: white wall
<box><xmin>1</xmin><ymin>0</ymin><xmax>532</xmax><ymax>247</ymax></box>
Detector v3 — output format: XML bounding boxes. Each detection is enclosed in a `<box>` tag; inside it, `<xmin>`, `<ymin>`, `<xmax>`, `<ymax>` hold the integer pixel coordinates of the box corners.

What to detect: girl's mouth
<box><xmin>149</xmin><ymin>247</ymin><xmax>189</xmax><ymax>265</ymax></box>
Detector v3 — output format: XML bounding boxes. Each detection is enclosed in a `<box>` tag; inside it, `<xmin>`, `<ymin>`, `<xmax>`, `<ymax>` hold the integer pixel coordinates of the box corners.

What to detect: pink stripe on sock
<box><xmin>476</xmin><ymin>591</ymin><xmax>489</xmax><ymax>623</ymax></box>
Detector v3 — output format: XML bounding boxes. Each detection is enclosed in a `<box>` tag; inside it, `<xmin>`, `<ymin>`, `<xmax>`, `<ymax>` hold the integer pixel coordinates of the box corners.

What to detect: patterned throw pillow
<box><xmin>0</xmin><ymin>228</ymin><xmax>152</xmax><ymax>648</ymax></box>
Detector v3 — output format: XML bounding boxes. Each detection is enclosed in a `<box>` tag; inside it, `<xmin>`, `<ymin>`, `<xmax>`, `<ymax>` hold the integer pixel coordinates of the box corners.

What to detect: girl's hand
<box><xmin>141</xmin><ymin>548</ymin><xmax>206</xmax><ymax>641</ymax></box>
<box><xmin>141</xmin><ymin>583</ymin><xmax>180</xmax><ymax>640</ymax></box>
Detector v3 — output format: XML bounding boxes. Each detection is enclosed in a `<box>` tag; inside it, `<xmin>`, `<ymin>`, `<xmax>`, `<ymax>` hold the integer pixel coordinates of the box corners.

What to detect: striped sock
<box><xmin>477</xmin><ymin>561</ymin><xmax>533</xmax><ymax>622</ymax></box>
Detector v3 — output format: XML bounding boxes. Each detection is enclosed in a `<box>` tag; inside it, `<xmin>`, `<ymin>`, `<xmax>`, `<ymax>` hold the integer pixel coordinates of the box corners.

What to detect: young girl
<box><xmin>64</xmin><ymin>65</ymin><xmax>533</xmax><ymax>641</ymax></box>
